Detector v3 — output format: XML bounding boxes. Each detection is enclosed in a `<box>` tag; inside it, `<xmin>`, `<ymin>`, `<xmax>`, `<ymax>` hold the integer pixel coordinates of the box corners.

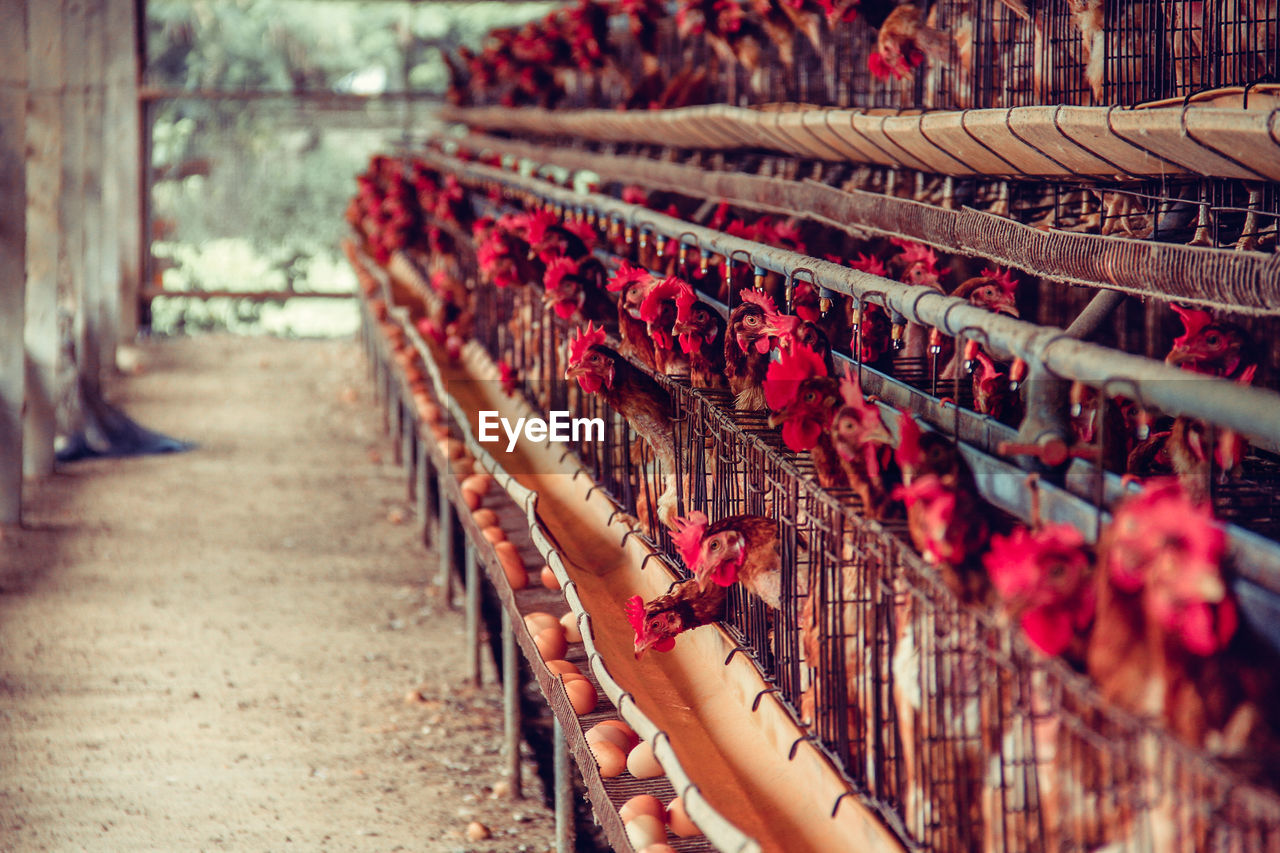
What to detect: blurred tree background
<box><xmin>143</xmin><ymin>0</ymin><xmax>556</xmax><ymax>335</ymax></box>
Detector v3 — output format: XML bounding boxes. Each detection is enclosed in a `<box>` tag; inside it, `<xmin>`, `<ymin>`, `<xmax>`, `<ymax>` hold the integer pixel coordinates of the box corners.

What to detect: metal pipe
<box><xmin>553</xmin><ymin>716</ymin><xmax>575</xmax><ymax>853</ymax></box>
<box><xmin>415</xmin><ymin>437</ymin><xmax>431</xmax><ymax>541</ymax></box>
<box><xmin>465</xmin><ymin>542</ymin><xmax>481</xmax><ymax>687</ymax></box>
<box><xmin>426</xmin><ymin>152</ymin><xmax>1280</xmax><ymax>453</ymax></box>
<box><xmin>501</xmin><ymin>607</ymin><xmax>523</xmax><ymax>799</ymax></box>
<box><xmin>1064</xmin><ymin>288</ymin><xmax>1127</xmax><ymax>341</ymax></box>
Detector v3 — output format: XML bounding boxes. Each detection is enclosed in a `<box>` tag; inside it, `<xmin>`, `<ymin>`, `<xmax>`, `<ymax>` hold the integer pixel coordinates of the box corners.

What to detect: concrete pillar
<box><xmin>0</xmin><ymin>1</ymin><xmax>30</xmax><ymax>524</ymax></box>
<box><xmin>105</xmin><ymin>0</ymin><xmax>143</xmax><ymax>349</ymax></box>
<box><xmin>23</xmin><ymin>0</ymin><xmax>64</xmax><ymax>477</ymax></box>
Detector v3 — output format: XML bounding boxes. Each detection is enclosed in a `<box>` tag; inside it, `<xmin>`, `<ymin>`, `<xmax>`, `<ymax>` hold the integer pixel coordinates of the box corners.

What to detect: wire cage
<box><xmin>360</xmin><ymin>154</ymin><xmax>1280</xmax><ymax>853</ymax></box>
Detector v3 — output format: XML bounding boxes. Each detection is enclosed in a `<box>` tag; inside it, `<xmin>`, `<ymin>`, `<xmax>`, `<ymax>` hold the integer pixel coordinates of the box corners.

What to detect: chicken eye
<box><xmin>709</xmin><ymin>541</ymin><xmax>720</xmax><ymax>551</ymax></box>
<box><xmin>744</xmin><ymin>315</ymin><xmax>760</xmax><ymax>327</ymax></box>
<box><xmin>804</xmin><ymin>392</ymin><xmax>817</xmax><ymax>402</ymax></box>
<box><xmin>1205</xmin><ymin>332</ymin><xmax>1221</xmax><ymax>348</ymax></box>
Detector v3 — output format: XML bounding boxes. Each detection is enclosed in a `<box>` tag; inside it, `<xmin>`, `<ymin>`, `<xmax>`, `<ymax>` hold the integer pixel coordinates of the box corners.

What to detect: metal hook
<box><xmin>723</xmin><ymin>645</ymin><xmax>751</xmax><ymax>666</ymax></box>
<box><xmin>750</xmin><ymin>686</ymin><xmax>781</xmax><ymax>712</ymax></box>
<box><xmin>639</xmin><ymin>552</ymin><xmax>666</xmax><ymax>572</ymax></box>
<box><xmin>788</xmin><ymin>732</ymin><xmax>819</xmax><ymax>760</ymax></box>
<box><xmin>619</xmin><ymin>527</ymin><xmax>644</xmax><ymax>548</ymax></box>
<box><xmin>830</xmin><ymin>791</ymin><xmax>855</xmax><ymax>818</ymax></box>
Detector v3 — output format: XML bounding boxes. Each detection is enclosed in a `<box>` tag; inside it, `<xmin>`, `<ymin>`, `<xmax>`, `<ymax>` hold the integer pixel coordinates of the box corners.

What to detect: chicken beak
<box><xmin>1197</xmin><ymin>573</ymin><xmax>1227</xmax><ymax>604</ymax></box>
<box><xmin>866</xmin><ymin>422</ymin><xmax>894</xmax><ymax>447</ymax></box>
<box><xmin>767</xmin><ymin>410</ymin><xmax>787</xmax><ymax>429</ymax></box>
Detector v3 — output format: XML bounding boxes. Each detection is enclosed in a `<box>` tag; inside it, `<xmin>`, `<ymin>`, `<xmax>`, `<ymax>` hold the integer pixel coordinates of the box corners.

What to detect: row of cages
<box><xmin>450</xmin><ymin>0</ymin><xmax>1280</xmax><ymax>114</ymax></box>
<box><xmin>349</xmin><ymin>153</ymin><xmax>1280</xmax><ymax>851</ymax></box>
<box><xmin>524</xmin><ymin>142</ymin><xmax>1280</xmax><ymax>256</ymax></box>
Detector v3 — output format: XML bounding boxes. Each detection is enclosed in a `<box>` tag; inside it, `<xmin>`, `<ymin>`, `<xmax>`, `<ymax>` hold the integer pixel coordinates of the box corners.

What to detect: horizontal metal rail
<box><xmin>420</xmin><ymin>148</ymin><xmax>1280</xmax><ymax>456</ymax></box>
<box><xmin>450</xmin><ymin>130</ymin><xmax>1280</xmax><ymax>316</ymax></box>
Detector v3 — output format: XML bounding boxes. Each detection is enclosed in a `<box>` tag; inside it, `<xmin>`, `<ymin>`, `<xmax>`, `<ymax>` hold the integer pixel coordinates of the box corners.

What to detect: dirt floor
<box><xmin>0</xmin><ymin>336</ymin><xmax>557</xmax><ymax>852</ymax></box>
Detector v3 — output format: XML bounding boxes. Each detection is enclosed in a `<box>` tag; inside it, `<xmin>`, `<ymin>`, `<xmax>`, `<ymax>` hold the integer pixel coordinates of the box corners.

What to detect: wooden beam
<box><xmin>23</xmin><ymin>0</ymin><xmax>64</xmax><ymax>478</ymax></box>
<box><xmin>142</xmin><ymin>289</ymin><xmax>355</xmax><ymax>302</ymax></box>
<box><xmin>0</xmin><ymin>0</ymin><xmax>29</xmax><ymax>525</ymax></box>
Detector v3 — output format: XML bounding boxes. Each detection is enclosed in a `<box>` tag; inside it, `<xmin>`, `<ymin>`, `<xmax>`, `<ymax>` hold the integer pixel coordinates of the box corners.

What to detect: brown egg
<box><xmin>626</xmin><ymin>740</ymin><xmax>663</xmax><ymax>779</ymax></box>
<box><xmin>559</xmin><ymin>612</ymin><xmax>582</xmax><ymax>643</ymax></box>
<box><xmin>544</xmin><ymin>659</ymin><xmax>580</xmax><ymax>677</ymax></box>
<box><xmin>462</xmin><ymin>474</ymin><xmax>493</xmax><ymax>496</ymax></box>
<box><xmin>472</xmin><ymin>508</ymin><xmax>498</xmax><ymax>528</ymax></box>
<box><xmin>439</xmin><ymin>438</ymin><xmax>465</xmax><ymax>460</ymax></box>
<box><xmin>585</xmin><ymin>722</ymin><xmax>632</xmax><ymax>753</ymax></box>
<box><xmin>534</xmin><ymin>627</ymin><xmax>567</xmax><ymax>661</ymax></box>
<box><xmin>590</xmin><ymin>740</ymin><xmax>626</xmax><ymax>778</ymax></box>
<box><xmin>565</xmin><ymin>678</ymin><xmax>597</xmax><ymax>714</ymax></box>
<box><xmin>495</xmin><ymin>542</ymin><xmax>526</xmax><ymax>589</ymax></box>
<box><xmin>618</xmin><ymin>794</ymin><xmax>665</xmax><ymax>823</ymax></box>
<box><xmin>523</xmin><ymin>612</ymin><xmax>559</xmax><ymax>632</ymax></box>
<box><xmin>637</xmin><ymin>845</ymin><xmax>678</xmax><ymax>853</ymax></box>
<box><xmin>460</xmin><ymin>489</ymin><xmax>481</xmax><ymax>511</ymax></box>
<box><xmin>419</xmin><ymin>401</ymin><xmax>441</xmax><ymax>424</ymax></box>
<box><xmin>451</xmin><ymin>457</ymin><xmax>474</xmax><ymax>478</ymax></box>
<box><xmin>481</xmin><ymin>525</ymin><xmax>506</xmax><ymax>544</ymax></box>
<box><xmin>624</xmin><ymin>815</ymin><xmax>666</xmax><ymax>850</ymax></box>
<box><xmin>429</xmin><ymin>424</ymin><xmax>450</xmax><ymax>441</ymax></box>
<box><xmin>540</xmin><ymin>565</ymin><xmax>561</xmax><ymax>590</ymax></box>
<box><xmin>595</xmin><ymin>719</ymin><xmax>638</xmax><ymax>751</ymax></box>
<box><xmin>558</xmin><ymin>671</ymin><xmax>588</xmax><ymax>685</ymax></box>
<box><xmin>665</xmin><ymin>797</ymin><xmax>701</xmax><ymax>837</ymax></box>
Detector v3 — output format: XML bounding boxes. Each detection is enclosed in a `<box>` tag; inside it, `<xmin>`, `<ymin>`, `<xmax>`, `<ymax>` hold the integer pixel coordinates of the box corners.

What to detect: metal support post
<box><xmin>553</xmin><ymin>717</ymin><xmax>576</xmax><ymax>853</ymax></box>
<box><xmin>465</xmin><ymin>542</ymin><xmax>481</xmax><ymax>686</ymax></box>
<box><xmin>501</xmin><ymin>607</ymin><xmax>523</xmax><ymax>799</ymax></box>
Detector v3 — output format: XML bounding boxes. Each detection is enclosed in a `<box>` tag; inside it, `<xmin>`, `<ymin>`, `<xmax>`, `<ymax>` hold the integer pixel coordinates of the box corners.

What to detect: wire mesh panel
<box><xmin>364</xmin><ymin>158</ymin><xmax>1280</xmax><ymax>853</ymax></box>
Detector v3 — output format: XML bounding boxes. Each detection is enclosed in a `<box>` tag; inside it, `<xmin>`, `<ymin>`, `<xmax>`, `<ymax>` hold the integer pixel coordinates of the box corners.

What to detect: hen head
<box><xmin>626</xmin><ymin>594</ymin><xmax>680</xmax><ymax>656</ymax></box>
<box><xmin>564</xmin><ymin>322</ymin><xmax>615</xmax><ymax>393</ymax></box>
<box><xmin>1165</xmin><ymin>304</ymin><xmax>1256</xmax><ymax>380</ymax></box>
<box><xmin>891</xmin><ymin>238</ymin><xmax>945</xmax><ymax>289</ymax></box>
<box><xmin>984</xmin><ymin>524</ymin><xmax>1094</xmax><ymax>657</ymax></box>
<box><xmin>729</xmin><ymin>290</ymin><xmax>800</xmax><ymax>355</ymax></box>
<box><xmin>892</xmin><ymin>474</ymin><xmax>962</xmax><ymax>564</ymax></box>
<box><xmin>672</xmin><ymin>512</ymin><xmax>747</xmax><ymax>590</ymax></box>
<box><xmin>1107</xmin><ymin>479</ymin><xmax>1235</xmax><ymax>655</ymax></box>
<box><xmin>972</xmin><ymin>350</ymin><xmax>1009</xmax><ymax>414</ymax></box>
<box><xmin>542</xmin><ymin>256</ymin><xmax>582</xmax><ymax>318</ymax></box>
<box><xmin>673</xmin><ymin>284</ymin><xmax>725</xmax><ymax>354</ymax></box>
<box><xmin>640</xmin><ymin>276</ymin><xmax>684</xmax><ymax>350</ymax></box>
<box><xmin>955</xmin><ymin>267</ymin><xmax>1019</xmax><ymax>317</ymax></box>
<box><xmin>832</xmin><ymin>368</ymin><xmax>893</xmax><ymax>458</ymax></box>
<box><xmin>607</xmin><ymin>261</ymin><xmax>654</xmax><ymax>319</ymax></box>
<box><xmin>523</xmin><ymin>208</ymin><xmax>565</xmax><ymax>261</ymax></box>
<box><xmin>764</xmin><ymin>343</ymin><xmax>836</xmax><ymax>451</ymax></box>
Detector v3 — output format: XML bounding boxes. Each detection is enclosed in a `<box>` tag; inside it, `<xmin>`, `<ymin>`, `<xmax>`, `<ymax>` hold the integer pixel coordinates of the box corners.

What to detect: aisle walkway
<box><xmin>0</xmin><ymin>337</ymin><xmax>553</xmax><ymax>852</ymax></box>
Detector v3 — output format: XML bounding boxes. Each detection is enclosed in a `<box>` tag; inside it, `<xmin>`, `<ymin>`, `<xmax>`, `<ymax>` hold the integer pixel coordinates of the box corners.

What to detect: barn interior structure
<box><xmin>3</xmin><ymin>1</ymin><xmax>1280</xmax><ymax>851</ymax></box>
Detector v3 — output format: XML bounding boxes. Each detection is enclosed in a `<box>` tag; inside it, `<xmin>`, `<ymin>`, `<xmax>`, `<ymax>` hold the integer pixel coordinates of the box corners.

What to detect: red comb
<box><xmin>850</xmin><ymin>253</ymin><xmax>887</xmax><ymax>276</ymax></box>
<box><xmin>868</xmin><ymin>50</ymin><xmax>893</xmax><ymax>81</ymax></box>
<box><xmin>568</xmin><ymin>321</ymin><xmax>607</xmax><ymax>365</ymax></box>
<box><xmin>670</xmin><ymin>511</ymin><xmax>709</xmax><ymax>572</ymax></box>
<box><xmin>895</xmin><ymin>410</ymin><xmax>924</xmax><ymax>470</ymax></box>
<box><xmin>563</xmin><ymin>218</ymin><xmax>597</xmax><ymax>247</ymax></box>
<box><xmin>739</xmin><ymin>288</ymin><xmax>780</xmax><ymax>316</ymax></box>
<box><xmin>1170</xmin><ymin>304</ymin><xmax>1213</xmax><ymax>350</ymax></box>
<box><xmin>543</xmin><ymin>256</ymin><xmax>579</xmax><ymax>292</ymax></box>
<box><xmin>621</xmin><ymin>185</ymin><xmax>647</xmax><ymax>206</ymax></box>
<box><xmin>640</xmin><ymin>276</ymin><xmax>686</xmax><ymax>323</ymax></box>
<box><xmin>891</xmin><ymin>238</ymin><xmax>938</xmax><ymax>271</ymax></box>
<box><xmin>764</xmin><ymin>343</ymin><xmax>828</xmax><ymax>411</ymax></box>
<box><xmin>607</xmin><ymin>260</ymin><xmax>653</xmax><ymax>293</ymax></box>
<box><xmin>838</xmin><ymin>364</ymin><xmax>875</xmax><ymax>413</ymax></box>
<box><xmin>524</xmin><ymin>208</ymin><xmax>559</xmax><ymax>247</ymax></box>
<box><xmin>981</xmin><ymin>266</ymin><xmax>1019</xmax><ymax>293</ymax></box>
